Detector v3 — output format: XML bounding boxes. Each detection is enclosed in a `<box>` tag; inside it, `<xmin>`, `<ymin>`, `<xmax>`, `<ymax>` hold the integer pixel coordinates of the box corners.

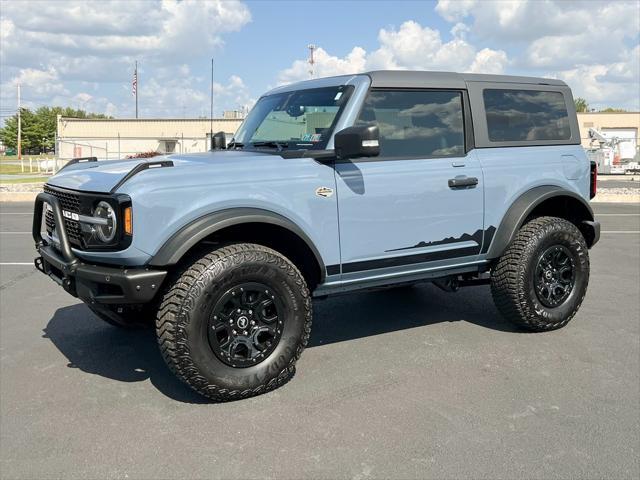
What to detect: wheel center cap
<box><xmin>236</xmin><ymin>315</ymin><xmax>249</xmax><ymax>330</ymax></box>
<box><xmin>545</xmin><ymin>270</ymin><xmax>553</xmax><ymax>280</ymax></box>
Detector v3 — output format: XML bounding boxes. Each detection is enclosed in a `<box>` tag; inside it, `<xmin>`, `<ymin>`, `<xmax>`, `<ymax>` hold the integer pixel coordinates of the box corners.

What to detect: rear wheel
<box><xmin>156</xmin><ymin>243</ymin><xmax>312</xmax><ymax>401</ymax></box>
<box><xmin>490</xmin><ymin>216</ymin><xmax>590</xmax><ymax>331</ymax></box>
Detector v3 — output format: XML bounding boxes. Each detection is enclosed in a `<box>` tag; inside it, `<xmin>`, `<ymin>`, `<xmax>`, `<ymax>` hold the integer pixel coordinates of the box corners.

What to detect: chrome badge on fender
<box><xmin>315</xmin><ymin>187</ymin><xmax>334</xmax><ymax>198</ymax></box>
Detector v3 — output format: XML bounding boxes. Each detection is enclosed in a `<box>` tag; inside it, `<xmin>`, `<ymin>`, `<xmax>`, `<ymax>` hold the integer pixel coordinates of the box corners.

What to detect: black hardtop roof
<box><xmin>366</xmin><ymin>70</ymin><xmax>567</xmax><ymax>88</ymax></box>
<box><xmin>264</xmin><ymin>70</ymin><xmax>568</xmax><ymax>96</ymax></box>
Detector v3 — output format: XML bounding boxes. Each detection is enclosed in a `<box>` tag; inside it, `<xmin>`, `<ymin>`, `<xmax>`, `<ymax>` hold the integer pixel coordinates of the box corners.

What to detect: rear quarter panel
<box><xmin>476</xmin><ymin>144</ymin><xmax>590</xmax><ymax>244</ymax></box>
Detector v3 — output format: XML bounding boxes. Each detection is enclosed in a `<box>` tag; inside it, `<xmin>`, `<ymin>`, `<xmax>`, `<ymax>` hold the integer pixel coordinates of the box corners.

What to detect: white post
<box><xmin>29</xmin><ymin>157</ymin><xmax>32</xmax><ymax>173</ymax></box>
<box><xmin>21</xmin><ymin>157</ymin><xmax>24</xmax><ymax>173</ymax></box>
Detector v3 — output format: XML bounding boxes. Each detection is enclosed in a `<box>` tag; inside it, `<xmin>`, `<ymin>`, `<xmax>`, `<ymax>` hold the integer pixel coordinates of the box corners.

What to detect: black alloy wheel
<box><xmin>534</xmin><ymin>245</ymin><xmax>576</xmax><ymax>308</ymax></box>
<box><xmin>208</xmin><ymin>282</ymin><xmax>284</xmax><ymax>367</ymax></box>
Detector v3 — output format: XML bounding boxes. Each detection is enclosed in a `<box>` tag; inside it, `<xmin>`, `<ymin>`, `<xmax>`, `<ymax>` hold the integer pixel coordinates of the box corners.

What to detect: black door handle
<box><xmin>448</xmin><ymin>176</ymin><xmax>479</xmax><ymax>189</ymax></box>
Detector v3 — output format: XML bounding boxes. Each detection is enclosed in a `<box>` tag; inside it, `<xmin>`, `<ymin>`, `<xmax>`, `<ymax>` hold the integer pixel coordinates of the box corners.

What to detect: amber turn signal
<box><xmin>124</xmin><ymin>206</ymin><xmax>133</xmax><ymax>235</ymax></box>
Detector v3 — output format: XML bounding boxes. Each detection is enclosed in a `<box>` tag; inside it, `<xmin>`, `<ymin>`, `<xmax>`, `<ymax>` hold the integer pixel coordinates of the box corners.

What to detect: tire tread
<box><xmin>156</xmin><ymin>243</ymin><xmax>312</xmax><ymax>401</ymax></box>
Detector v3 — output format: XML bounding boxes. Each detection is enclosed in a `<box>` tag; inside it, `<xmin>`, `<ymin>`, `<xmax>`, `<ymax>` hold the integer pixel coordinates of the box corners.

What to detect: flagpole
<box><xmin>135</xmin><ymin>60</ymin><xmax>139</xmax><ymax>119</ymax></box>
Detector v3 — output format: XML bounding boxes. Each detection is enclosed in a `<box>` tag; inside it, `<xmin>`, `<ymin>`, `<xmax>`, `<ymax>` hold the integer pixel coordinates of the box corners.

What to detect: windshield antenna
<box><xmin>210</xmin><ymin>57</ymin><xmax>214</xmax><ymax>150</ymax></box>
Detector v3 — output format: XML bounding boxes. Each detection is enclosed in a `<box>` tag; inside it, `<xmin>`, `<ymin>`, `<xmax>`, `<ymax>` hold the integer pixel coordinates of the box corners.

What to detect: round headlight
<box><xmin>94</xmin><ymin>201</ymin><xmax>117</xmax><ymax>243</ymax></box>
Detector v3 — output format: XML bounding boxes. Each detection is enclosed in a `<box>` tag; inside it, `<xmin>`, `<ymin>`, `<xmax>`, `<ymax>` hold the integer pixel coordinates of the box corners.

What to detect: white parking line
<box><xmin>601</xmin><ymin>231</ymin><xmax>640</xmax><ymax>233</ymax></box>
<box><xmin>0</xmin><ymin>213</ymin><xmax>32</xmax><ymax>215</ymax></box>
<box><xmin>0</xmin><ymin>263</ymin><xmax>33</xmax><ymax>266</ymax></box>
<box><xmin>0</xmin><ymin>232</ymin><xmax>31</xmax><ymax>234</ymax></box>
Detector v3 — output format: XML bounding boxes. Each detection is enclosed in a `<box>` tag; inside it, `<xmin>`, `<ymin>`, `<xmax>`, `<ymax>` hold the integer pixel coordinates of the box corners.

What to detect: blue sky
<box><xmin>1</xmin><ymin>0</ymin><xmax>638</xmax><ymax>121</ymax></box>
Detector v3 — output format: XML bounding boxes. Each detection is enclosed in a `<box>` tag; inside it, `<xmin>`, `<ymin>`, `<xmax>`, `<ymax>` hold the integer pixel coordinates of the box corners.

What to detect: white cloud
<box><xmin>469</xmin><ymin>48</ymin><xmax>508</xmax><ymax>74</ymax></box>
<box><xmin>432</xmin><ymin>0</ymin><xmax>640</xmax><ymax>109</ymax></box>
<box><xmin>435</xmin><ymin>0</ymin><xmax>639</xmax><ymax>60</ymax></box>
<box><xmin>278</xmin><ymin>47</ymin><xmax>367</xmax><ymax>84</ymax></box>
<box><xmin>0</xmin><ymin>0</ymin><xmax>252</xmax><ymax>117</ymax></box>
<box><xmin>1</xmin><ymin>0</ymin><xmax>251</xmax><ymax>61</ymax></box>
<box><xmin>277</xmin><ymin>20</ymin><xmax>508</xmax><ymax>85</ymax></box>
<box><xmin>136</xmin><ymin>74</ymin><xmax>254</xmax><ymax>118</ymax></box>
<box><xmin>555</xmin><ymin>46</ymin><xmax>640</xmax><ymax>109</ymax></box>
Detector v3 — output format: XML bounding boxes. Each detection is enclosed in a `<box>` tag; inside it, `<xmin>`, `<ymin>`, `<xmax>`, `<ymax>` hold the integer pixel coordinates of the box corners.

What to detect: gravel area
<box><xmin>0</xmin><ymin>183</ymin><xmax>44</xmax><ymax>193</ymax></box>
<box><xmin>597</xmin><ymin>187</ymin><xmax>640</xmax><ymax>195</ymax></box>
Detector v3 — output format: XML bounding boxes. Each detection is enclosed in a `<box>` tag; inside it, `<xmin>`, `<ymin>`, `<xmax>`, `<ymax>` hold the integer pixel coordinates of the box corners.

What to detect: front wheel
<box><xmin>491</xmin><ymin>216</ymin><xmax>590</xmax><ymax>331</ymax></box>
<box><xmin>156</xmin><ymin>243</ymin><xmax>312</xmax><ymax>401</ymax></box>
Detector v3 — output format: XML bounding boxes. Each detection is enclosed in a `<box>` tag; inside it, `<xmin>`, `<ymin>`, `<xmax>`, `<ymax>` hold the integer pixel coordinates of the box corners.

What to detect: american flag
<box><xmin>132</xmin><ymin>66</ymin><xmax>137</xmax><ymax>96</ymax></box>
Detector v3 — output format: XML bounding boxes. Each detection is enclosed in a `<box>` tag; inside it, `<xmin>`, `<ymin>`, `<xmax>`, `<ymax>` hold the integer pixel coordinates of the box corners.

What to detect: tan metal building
<box><xmin>56</xmin><ymin>116</ymin><xmax>243</xmax><ymax>160</ymax></box>
<box><xmin>56</xmin><ymin>112</ymin><xmax>640</xmax><ymax>161</ymax></box>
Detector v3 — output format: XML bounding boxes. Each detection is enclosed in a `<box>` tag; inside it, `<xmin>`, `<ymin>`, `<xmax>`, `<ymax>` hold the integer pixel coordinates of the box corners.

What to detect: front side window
<box><xmin>233</xmin><ymin>85</ymin><xmax>354</xmax><ymax>150</ymax></box>
<box><xmin>356</xmin><ymin>90</ymin><xmax>465</xmax><ymax>158</ymax></box>
<box><xmin>483</xmin><ymin>89</ymin><xmax>570</xmax><ymax>142</ymax></box>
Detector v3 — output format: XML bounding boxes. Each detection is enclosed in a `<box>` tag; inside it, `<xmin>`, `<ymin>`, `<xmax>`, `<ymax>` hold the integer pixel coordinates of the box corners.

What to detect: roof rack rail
<box><xmin>110</xmin><ymin>160</ymin><xmax>174</xmax><ymax>194</ymax></box>
<box><xmin>58</xmin><ymin>156</ymin><xmax>98</xmax><ymax>172</ymax></box>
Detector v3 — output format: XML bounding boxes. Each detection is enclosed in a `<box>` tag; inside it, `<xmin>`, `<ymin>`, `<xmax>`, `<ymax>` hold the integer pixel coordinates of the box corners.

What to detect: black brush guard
<box><xmin>33</xmin><ymin>192</ymin><xmax>166</xmax><ymax>305</ymax></box>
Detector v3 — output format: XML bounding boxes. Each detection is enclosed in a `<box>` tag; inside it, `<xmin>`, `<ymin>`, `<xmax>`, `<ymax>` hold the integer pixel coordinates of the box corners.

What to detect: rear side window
<box><xmin>483</xmin><ymin>89</ymin><xmax>570</xmax><ymax>142</ymax></box>
<box><xmin>356</xmin><ymin>90</ymin><xmax>465</xmax><ymax>158</ymax></box>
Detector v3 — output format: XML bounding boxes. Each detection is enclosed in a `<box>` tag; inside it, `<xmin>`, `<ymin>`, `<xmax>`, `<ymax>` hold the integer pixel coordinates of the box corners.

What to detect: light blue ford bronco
<box><xmin>34</xmin><ymin>71</ymin><xmax>600</xmax><ymax>401</ymax></box>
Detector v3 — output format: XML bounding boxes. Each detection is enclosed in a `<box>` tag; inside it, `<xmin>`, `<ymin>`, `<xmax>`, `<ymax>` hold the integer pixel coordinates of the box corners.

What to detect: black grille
<box><xmin>43</xmin><ymin>185</ymin><xmax>83</xmax><ymax>247</ymax></box>
<box><xmin>44</xmin><ymin>185</ymin><xmax>80</xmax><ymax>213</ymax></box>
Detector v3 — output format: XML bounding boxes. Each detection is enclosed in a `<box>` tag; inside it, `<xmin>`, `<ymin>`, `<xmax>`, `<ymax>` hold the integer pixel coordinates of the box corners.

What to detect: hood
<box><xmin>46</xmin><ymin>150</ymin><xmax>275</xmax><ymax>193</ymax></box>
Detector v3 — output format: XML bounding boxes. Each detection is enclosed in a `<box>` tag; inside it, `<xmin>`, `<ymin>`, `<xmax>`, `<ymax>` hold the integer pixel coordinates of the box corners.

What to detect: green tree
<box><xmin>574</xmin><ymin>97</ymin><xmax>589</xmax><ymax>113</ymax></box>
<box><xmin>600</xmin><ymin>107</ymin><xmax>627</xmax><ymax>112</ymax></box>
<box><xmin>0</xmin><ymin>107</ymin><xmax>110</xmax><ymax>153</ymax></box>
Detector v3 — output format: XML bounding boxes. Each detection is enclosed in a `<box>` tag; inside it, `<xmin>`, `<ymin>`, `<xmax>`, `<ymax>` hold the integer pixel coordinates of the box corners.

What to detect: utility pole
<box><xmin>17</xmin><ymin>84</ymin><xmax>21</xmax><ymax>160</ymax></box>
<box><xmin>210</xmin><ymin>57</ymin><xmax>214</xmax><ymax>149</ymax></box>
<box><xmin>307</xmin><ymin>44</ymin><xmax>316</xmax><ymax>78</ymax></box>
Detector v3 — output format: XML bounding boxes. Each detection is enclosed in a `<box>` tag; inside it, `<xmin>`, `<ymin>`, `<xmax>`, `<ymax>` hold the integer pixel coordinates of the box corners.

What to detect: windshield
<box><xmin>232</xmin><ymin>85</ymin><xmax>354</xmax><ymax>150</ymax></box>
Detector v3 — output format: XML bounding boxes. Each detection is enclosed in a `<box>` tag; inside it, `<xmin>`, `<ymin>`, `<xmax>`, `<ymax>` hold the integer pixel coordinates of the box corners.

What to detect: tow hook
<box><xmin>433</xmin><ymin>277</ymin><xmax>459</xmax><ymax>292</ymax></box>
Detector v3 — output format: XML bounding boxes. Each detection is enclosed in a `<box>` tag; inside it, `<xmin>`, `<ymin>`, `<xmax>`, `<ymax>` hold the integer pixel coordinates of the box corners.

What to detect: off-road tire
<box><xmin>89</xmin><ymin>304</ymin><xmax>155</xmax><ymax>329</ymax></box>
<box><xmin>490</xmin><ymin>216</ymin><xmax>590</xmax><ymax>332</ymax></box>
<box><xmin>156</xmin><ymin>243</ymin><xmax>312</xmax><ymax>402</ymax></box>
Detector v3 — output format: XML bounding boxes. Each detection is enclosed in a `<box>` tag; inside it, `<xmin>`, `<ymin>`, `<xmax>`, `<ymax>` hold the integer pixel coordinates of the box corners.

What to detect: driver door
<box><xmin>335</xmin><ymin>88</ymin><xmax>485</xmax><ymax>277</ymax></box>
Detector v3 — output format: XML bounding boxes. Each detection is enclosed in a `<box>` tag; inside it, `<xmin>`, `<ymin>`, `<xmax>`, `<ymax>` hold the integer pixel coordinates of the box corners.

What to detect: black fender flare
<box><xmin>485</xmin><ymin>186</ymin><xmax>596</xmax><ymax>259</ymax></box>
<box><xmin>148</xmin><ymin>207</ymin><xmax>326</xmax><ymax>282</ymax></box>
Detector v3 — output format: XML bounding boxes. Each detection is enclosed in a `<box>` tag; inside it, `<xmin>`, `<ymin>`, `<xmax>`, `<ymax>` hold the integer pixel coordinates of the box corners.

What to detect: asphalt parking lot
<box><xmin>1</xmin><ymin>201</ymin><xmax>639</xmax><ymax>479</ymax></box>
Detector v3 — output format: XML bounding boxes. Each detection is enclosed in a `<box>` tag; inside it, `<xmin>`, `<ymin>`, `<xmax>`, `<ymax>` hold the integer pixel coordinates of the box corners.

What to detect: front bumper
<box><xmin>33</xmin><ymin>192</ymin><xmax>166</xmax><ymax>305</ymax></box>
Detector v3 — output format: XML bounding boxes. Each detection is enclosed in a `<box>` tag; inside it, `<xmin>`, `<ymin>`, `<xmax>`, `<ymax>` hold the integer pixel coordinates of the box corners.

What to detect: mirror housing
<box><xmin>334</xmin><ymin>125</ymin><xmax>380</xmax><ymax>160</ymax></box>
<box><xmin>211</xmin><ymin>131</ymin><xmax>226</xmax><ymax>150</ymax></box>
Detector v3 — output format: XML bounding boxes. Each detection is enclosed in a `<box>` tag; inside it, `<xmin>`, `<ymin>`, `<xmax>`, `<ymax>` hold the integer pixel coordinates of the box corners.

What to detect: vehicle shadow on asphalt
<box><xmin>42</xmin><ymin>284</ymin><xmax>518</xmax><ymax>403</ymax></box>
<box><xmin>309</xmin><ymin>283</ymin><xmax>520</xmax><ymax>347</ymax></box>
<box><xmin>43</xmin><ymin>304</ymin><xmax>211</xmax><ymax>404</ymax></box>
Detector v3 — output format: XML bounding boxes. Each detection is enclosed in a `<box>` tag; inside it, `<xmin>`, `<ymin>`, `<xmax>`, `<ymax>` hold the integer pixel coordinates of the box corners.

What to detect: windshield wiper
<box><xmin>227</xmin><ymin>139</ymin><xmax>244</xmax><ymax>149</ymax></box>
<box><xmin>250</xmin><ymin>141</ymin><xmax>289</xmax><ymax>151</ymax></box>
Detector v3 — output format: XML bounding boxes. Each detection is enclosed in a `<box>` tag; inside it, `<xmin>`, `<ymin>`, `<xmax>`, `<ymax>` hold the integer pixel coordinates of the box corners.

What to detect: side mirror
<box><xmin>334</xmin><ymin>125</ymin><xmax>380</xmax><ymax>160</ymax></box>
<box><xmin>211</xmin><ymin>131</ymin><xmax>226</xmax><ymax>150</ymax></box>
